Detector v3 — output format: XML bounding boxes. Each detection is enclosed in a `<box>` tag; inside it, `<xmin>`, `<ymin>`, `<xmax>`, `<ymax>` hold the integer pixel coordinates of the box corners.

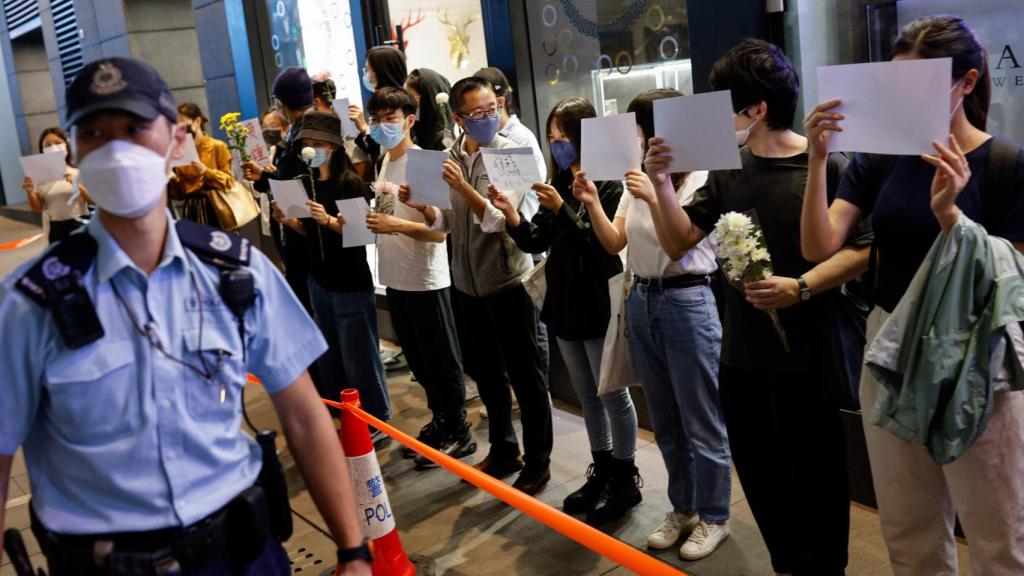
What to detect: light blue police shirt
<box><xmin>0</xmin><ymin>212</ymin><xmax>327</xmax><ymax>534</ymax></box>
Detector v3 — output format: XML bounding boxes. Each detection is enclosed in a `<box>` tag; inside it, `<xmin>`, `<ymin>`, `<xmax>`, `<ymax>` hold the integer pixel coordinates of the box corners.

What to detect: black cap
<box><xmin>273</xmin><ymin>67</ymin><xmax>314</xmax><ymax>109</ymax></box>
<box><xmin>295</xmin><ymin>111</ymin><xmax>343</xmax><ymax>146</ymax></box>
<box><xmin>65</xmin><ymin>57</ymin><xmax>177</xmax><ymax>127</ymax></box>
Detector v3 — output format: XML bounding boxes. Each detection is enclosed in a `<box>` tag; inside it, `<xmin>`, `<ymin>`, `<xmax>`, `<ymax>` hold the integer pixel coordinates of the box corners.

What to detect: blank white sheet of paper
<box><xmin>816</xmin><ymin>58</ymin><xmax>952</xmax><ymax>155</ymax></box>
<box><xmin>336</xmin><ymin>198</ymin><xmax>374</xmax><ymax>247</ymax></box>
<box><xmin>269</xmin><ymin>179</ymin><xmax>310</xmax><ymax>219</ymax></box>
<box><xmin>406</xmin><ymin>148</ymin><xmax>451</xmax><ymax>209</ymax></box>
<box><xmin>581</xmin><ymin>113</ymin><xmax>642</xmax><ymax>182</ymax></box>
<box><xmin>171</xmin><ymin>134</ymin><xmax>201</xmax><ymax>168</ymax></box>
<box><xmin>653</xmin><ymin>91</ymin><xmax>742</xmax><ymax>172</ymax></box>
<box><xmin>332</xmin><ymin>98</ymin><xmax>361</xmax><ymax>138</ymax></box>
<box><xmin>19</xmin><ymin>151</ymin><xmax>67</xmax><ymax>184</ymax></box>
<box><xmin>480</xmin><ymin>147</ymin><xmax>544</xmax><ymax>193</ymax></box>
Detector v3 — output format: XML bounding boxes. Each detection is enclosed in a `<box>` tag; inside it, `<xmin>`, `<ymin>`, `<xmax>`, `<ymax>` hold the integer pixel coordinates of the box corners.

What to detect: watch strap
<box><xmin>337</xmin><ymin>541</ymin><xmax>373</xmax><ymax>565</ymax></box>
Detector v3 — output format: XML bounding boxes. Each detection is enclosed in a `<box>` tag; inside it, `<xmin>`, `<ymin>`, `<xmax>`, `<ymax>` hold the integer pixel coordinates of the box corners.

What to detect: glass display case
<box><xmin>591</xmin><ymin>58</ymin><xmax>693</xmax><ymax>116</ymax></box>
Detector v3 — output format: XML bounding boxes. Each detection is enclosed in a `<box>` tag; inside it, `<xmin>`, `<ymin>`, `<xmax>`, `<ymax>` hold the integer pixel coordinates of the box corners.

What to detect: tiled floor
<box><xmin>0</xmin><ymin>214</ymin><xmax>974</xmax><ymax>575</ymax></box>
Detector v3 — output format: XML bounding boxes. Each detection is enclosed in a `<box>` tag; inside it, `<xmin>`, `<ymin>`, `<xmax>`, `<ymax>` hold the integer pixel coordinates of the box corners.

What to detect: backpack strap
<box><xmin>982</xmin><ymin>137</ymin><xmax>1020</xmax><ymax>230</ymax></box>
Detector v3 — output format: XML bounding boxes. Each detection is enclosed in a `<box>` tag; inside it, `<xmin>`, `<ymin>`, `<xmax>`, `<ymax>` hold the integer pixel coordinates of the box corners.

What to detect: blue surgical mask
<box><xmin>362</xmin><ymin>69</ymin><xmax>376</xmax><ymax>92</ymax></box>
<box><xmin>370</xmin><ymin>121</ymin><xmax>406</xmax><ymax>151</ymax></box>
<box><xmin>550</xmin><ymin>140</ymin><xmax>577</xmax><ymax>172</ymax></box>
<box><xmin>310</xmin><ymin>148</ymin><xmax>329</xmax><ymax>168</ymax></box>
<box><xmin>461</xmin><ymin>114</ymin><xmax>500</xmax><ymax>145</ymax></box>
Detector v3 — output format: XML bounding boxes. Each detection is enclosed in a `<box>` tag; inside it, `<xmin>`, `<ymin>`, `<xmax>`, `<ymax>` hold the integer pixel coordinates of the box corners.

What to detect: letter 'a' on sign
<box><xmin>997</xmin><ymin>44</ymin><xmax>1022</xmax><ymax>70</ymax></box>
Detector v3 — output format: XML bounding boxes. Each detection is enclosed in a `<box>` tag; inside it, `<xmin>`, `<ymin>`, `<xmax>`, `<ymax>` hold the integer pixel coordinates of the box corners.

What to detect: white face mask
<box><xmin>43</xmin><ymin>143</ymin><xmax>68</xmax><ymax>155</ymax></box>
<box><xmin>78</xmin><ymin>139</ymin><xmax>174</xmax><ymax>219</ymax></box>
<box><xmin>734</xmin><ymin>108</ymin><xmax>761</xmax><ymax>147</ymax></box>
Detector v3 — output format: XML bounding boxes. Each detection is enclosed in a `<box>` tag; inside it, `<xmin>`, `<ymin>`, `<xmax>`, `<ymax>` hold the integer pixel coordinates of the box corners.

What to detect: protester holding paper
<box><xmin>270</xmin><ymin>111</ymin><xmax>391</xmax><ymax>429</ymax></box>
<box><xmin>645</xmin><ymin>41</ymin><xmax>874</xmax><ymax>572</ymax></box>
<box><xmin>350</xmin><ymin>46</ymin><xmax>408</xmax><ymax>166</ymax></box>
<box><xmin>574</xmin><ymin>88</ymin><xmax>729</xmax><ymax>559</ymax></box>
<box><xmin>168</xmin><ymin>101</ymin><xmax>236</xmax><ymax>230</ymax></box>
<box><xmin>491</xmin><ymin>96</ymin><xmax>638</xmax><ymax>523</ymax></box>
<box><xmin>405</xmin><ymin>68</ymin><xmax>453</xmax><ymax>151</ymax></box>
<box><xmin>417</xmin><ymin>76</ymin><xmax>553</xmax><ymax>496</ymax></box>
<box><xmin>21</xmin><ymin>127</ymin><xmax>90</xmax><ymax>242</ymax></box>
<box><xmin>802</xmin><ymin>16</ymin><xmax>1024</xmax><ymax>576</ymax></box>
<box><xmin>361</xmin><ymin>87</ymin><xmax>475</xmax><ymax>468</ymax></box>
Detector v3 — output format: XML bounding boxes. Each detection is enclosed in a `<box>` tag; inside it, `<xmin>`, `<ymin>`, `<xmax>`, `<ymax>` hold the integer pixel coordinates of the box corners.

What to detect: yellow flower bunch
<box><xmin>219</xmin><ymin>112</ymin><xmax>251</xmax><ymax>162</ymax></box>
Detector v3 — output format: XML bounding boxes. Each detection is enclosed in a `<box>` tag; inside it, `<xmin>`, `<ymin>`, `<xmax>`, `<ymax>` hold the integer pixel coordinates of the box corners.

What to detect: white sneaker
<box><xmin>647</xmin><ymin>511</ymin><xmax>698</xmax><ymax>549</ymax></box>
<box><xmin>679</xmin><ymin>520</ymin><xmax>729</xmax><ymax>561</ymax></box>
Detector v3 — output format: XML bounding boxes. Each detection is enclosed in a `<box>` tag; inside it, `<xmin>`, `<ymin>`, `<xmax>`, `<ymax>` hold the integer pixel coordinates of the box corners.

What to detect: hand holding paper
<box><xmin>171</xmin><ymin>134</ymin><xmax>200</xmax><ymax>168</ymax></box>
<box><xmin>581</xmin><ymin>113</ymin><xmax>642</xmax><ymax>182</ymax></box>
<box><xmin>19</xmin><ymin>151</ymin><xmax>67</xmax><ymax>184</ymax></box>
<box><xmin>332</xmin><ymin>98</ymin><xmax>361</xmax><ymax>138</ymax></box>
<box><xmin>336</xmin><ymin>198</ymin><xmax>375</xmax><ymax>247</ymax></box>
<box><xmin>816</xmin><ymin>58</ymin><xmax>952</xmax><ymax>155</ymax></box>
<box><xmin>652</xmin><ymin>91</ymin><xmax>742</xmax><ymax>172</ymax></box>
<box><xmin>269</xmin><ymin>179</ymin><xmax>311</xmax><ymax>219</ymax></box>
<box><xmin>480</xmin><ymin>148</ymin><xmax>543</xmax><ymax>193</ymax></box>
<box><xmin>406</xmin><ymin>148</ymin><xmax>451</xmax><ymax>209</ymax></box>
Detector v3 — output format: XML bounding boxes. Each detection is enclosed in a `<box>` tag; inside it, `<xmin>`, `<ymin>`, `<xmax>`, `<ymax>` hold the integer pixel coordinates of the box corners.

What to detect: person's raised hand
<box><xmin>625</xmin><ymin>170</ymin><xmax>657</xmax><ymax>205</ymax></box>
<box><xmin>922</xmin><ymin>134</ymin><xmax>971</xmax><ymax>232</ymax></box>
<box><xmin>803</xmin><ymin>99</ymin><xmax>845</xmax><ymax>161</ymax></box>
<box><xmin>533</xmin><ymin>183</ymin><xmax>563</xmax><ymax>214</ymax></box>
<box><xmin>572</xmin><ymin>171</ymin><xmax>599</xmax><ymax>206</ymax></box>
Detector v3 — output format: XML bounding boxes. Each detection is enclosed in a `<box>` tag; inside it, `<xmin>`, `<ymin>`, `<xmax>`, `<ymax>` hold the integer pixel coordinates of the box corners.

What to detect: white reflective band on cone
<box><xmin>347</xmin><ymin>452</ymin><xmax>397</xmax><ymax>539</ymax></box>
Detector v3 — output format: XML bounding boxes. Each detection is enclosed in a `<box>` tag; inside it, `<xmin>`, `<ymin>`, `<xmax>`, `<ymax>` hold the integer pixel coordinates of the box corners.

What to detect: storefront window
<box><xmin>526</xmin><ymin>0</ymin><xmax>693</xmax><ymax>125</ymax></box>
<box><xmin>264</xmin><ymin>0</ymin><xmax>363</xmax><ymax>106</ymax></box>
<box><xmin>385</xmin><ymin>0</ymin><xmax>488</xmax><ymax>84</ymax></box>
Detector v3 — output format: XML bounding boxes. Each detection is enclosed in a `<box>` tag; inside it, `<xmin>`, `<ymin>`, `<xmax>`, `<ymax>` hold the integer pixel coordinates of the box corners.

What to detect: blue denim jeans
<box><xmin>627</xmin><ymin>283</ymin><xmax>731</xmax><ymax>523</ymax></box>
<box><xmin>308</xmin><ymin>278</ymin><xmax>391</xmax><ymax>421</ymax></box>
<box><xmin>556</xmin><ymin>337</ymin><xmax>638</xmax><ymax>461</ymax></box>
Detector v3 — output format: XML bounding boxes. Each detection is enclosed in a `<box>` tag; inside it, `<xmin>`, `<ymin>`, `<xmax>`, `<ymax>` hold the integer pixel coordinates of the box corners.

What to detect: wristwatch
<box><xmin>797</xmin><ymin>277</ymin><xmax>812</xmax><ymax>302</ymax></box>
<box><xmin>337</xmin><ymin>541</ymin><xmax>373</xmax><ymax>565</ymax></box>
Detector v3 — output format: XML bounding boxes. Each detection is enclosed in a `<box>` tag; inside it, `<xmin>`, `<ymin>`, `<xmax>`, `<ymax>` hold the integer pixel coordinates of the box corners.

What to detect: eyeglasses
<box><xmin>456</xmin><ymin>105</ymin><xmax>502</xmax><ymax>121</ymax></box>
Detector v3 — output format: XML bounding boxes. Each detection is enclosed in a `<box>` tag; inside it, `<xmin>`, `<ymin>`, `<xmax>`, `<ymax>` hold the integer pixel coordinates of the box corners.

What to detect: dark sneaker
<box><xmin>415</xmin><ymin>428</ymin><xmax>478</xmax><ymax>469</ymax></box>
<box><xmin>512</xmin><ymin>467</ymin><xmax>551</xmax><ymax>496</ymax></box>
<box><xmin>404</xmin><ymin>420</ymin><xmax>443</xmax><ymax>459</ymax></box>
<box><xmin>370</xmin><ymin>428</ymin><xmax>391</xmax><ymax>450</ymax></box>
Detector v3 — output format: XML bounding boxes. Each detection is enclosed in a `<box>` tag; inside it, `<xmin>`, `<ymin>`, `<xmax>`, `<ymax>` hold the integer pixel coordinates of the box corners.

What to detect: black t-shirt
<box><xmin>837</xmin><ymin>138</ymin><xmax>1024</xmax><ymax>312</ymax></box>
<box><xmin>300</xmin><ymin>172</ymin><xmax>374</xmax><ymax>293</ymax></box>
<box><xmin>685</xmin><ymin>149</ymin><xmax>869</xmax><ymax>373</ymax></box>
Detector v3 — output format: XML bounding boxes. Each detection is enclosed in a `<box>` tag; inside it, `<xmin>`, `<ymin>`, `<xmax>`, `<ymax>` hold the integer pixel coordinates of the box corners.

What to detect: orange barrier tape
<box><xmin>0</xmin><ymin>233</ymin><xmax>43</xmax><ymax>250</ymax></box>
<box><xmin>324</xmin><ymin>397</ymin><xmax>688</xmax><ymax>576</ymax></box>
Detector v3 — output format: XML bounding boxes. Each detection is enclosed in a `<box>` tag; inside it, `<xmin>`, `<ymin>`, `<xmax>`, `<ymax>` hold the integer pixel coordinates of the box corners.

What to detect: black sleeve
<box><xmin>356</xmin><ymin>132</ymin><xmax>381</xmax><ymax>160</ymax></box>
<box><xmin>507</xmin><ymin>208</ymin><xmax>556</xmax><ymax>254</ymax></box>
<box><xmin>559</xmin><ymin>180</ymin><xmax>623</xmax><ymax>245</ymax></box>
<box><xmin>828</xmin><ymin>153</ymin><xmax>874</xmax><ymax>248</ymax></box>
<box><xmin>996</xmin><ymin>147</ymin><xmax>1024</xmax><ymax>243</ymax></box>
<box><xmin>683</xmin><ymin>172</ymin><xmax>722</xmax><ymax>236</ymax></box>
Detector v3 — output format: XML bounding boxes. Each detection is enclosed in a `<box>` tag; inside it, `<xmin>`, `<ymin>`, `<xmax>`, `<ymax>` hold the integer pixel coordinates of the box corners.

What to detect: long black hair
<box><xmin>366</xmin><ymin>46</ymin><xmax>408</xmax><ymax>89</ymax></box>
<box><xmin>405</xmin><ymin>68</ymin><xmax>452</xmax><ymax>151</ymax></box>
<box><xmin>177</xmin><ymin>101</ymin><xmax>209</xmax><ymax>133</ymax></box>
<box><xmin>628</xmin><ymin>88</ymin><xmax>689</xmax><ymax>190</ymax></box>
<box><xmin>892</xmin><ymin>15</ymin><xmax>990</xmax><ymax>131</ymax></box>
<box><xmin>545</xmin><ymin>97</ymin><xmax>595</xmax><ymax>176</ymax></box>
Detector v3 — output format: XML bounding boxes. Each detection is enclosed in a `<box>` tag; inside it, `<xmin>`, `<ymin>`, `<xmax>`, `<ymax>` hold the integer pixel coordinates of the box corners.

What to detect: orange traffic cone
<box><xmin>339</xmin><ymin>389</ymin><xmax>415</xmax><ymax>576</ymax></box>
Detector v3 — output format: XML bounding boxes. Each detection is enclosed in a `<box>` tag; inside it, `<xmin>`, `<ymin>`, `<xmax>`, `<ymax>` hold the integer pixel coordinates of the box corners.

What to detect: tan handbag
<box><xmin>209</xmin><ymin>180</ymin><xmax>260</xmax><ymax>231</ymax></box>
<box><xmin>598</xmin><ymin>256</ymin><xmax>639</xmax><ymax>396</ymax></box>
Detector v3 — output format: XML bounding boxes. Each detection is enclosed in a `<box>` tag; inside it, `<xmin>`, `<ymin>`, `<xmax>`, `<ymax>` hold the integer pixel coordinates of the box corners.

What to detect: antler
<box><xmin>402</xmin><ymin>8</ymin><xmax>425</xmax><ymax>31</ymax></box>
<box><xmin>459</xmin><ymin>12</ymin><xmax>477</xmax><ymax>32</ymax></box>
<box><xmin>437</xmin><ymin>8</ymin><xmax>454</xmax><ymax>29</ymax></box>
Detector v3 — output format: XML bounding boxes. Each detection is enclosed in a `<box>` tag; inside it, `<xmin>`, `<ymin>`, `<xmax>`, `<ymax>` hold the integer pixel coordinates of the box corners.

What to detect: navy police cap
<box><xmin>65</xmin><ymin>57</ymin><xmax>178</xmax><ymax>127</ymax></box>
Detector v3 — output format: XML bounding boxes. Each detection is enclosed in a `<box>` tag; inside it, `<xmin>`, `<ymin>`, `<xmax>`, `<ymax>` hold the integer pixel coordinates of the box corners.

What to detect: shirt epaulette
<box><xmin>14</xmin><ymin>231</ymin><xmax>98</xmax><ymax>307</ymax></box>
<box><xmin>174</xmin><ymin>218</ymin><xmax>251</xmax><ymax>270</ymax></box>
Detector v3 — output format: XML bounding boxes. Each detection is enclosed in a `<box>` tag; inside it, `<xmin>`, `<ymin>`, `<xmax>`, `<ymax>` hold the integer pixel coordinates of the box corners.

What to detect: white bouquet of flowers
<box><xmin>712</xmin><ymin>211</ymin><xmax>790</xmax><ymax>352</ymax></box>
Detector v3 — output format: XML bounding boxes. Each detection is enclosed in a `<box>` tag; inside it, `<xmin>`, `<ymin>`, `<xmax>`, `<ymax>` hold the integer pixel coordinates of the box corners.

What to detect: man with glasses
<box><xmin>417</xmin><ymin>77</ymin><xmax>553</xmax><ymax>495</ymax></box>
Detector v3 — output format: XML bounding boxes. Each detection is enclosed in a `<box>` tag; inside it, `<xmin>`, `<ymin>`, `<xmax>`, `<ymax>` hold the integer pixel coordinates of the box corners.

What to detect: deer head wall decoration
<box><xmin>391</xmin><ymin>8</ymin><xmax>426</xmax><ymax>52</ymax></box>
<box><xmin>437</xmin><ymin>9</ymin><xmax>477</xmax><ymax>70</ymax></box>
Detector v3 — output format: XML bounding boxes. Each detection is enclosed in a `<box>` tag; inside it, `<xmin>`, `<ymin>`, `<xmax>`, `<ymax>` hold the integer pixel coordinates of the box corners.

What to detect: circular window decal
<box><xmin>558</xmin><ymin>28</ymin><xmax>574</xmax><ymax>51</ymax></box>
<box><xmin>271</xmin><ymin>34</ymin><xmax>280</xmax><ymax>50</ymax></box>
<box><xmin>562</xmin><ymin>54</ymin><xmax>578</xmax><ymax>76</ymax></box>
<box><xmin>276</xmin><ymin>1</ymin><xmax>285</xmax><ymax>17</ymax></box>
<box><xmin>614</xmin><ymin>51</ymin><xmax>633</xmax><ymax>75</ymax></box>
<box><xmin>542</xmin><ymin>32</ymin><xmax>558</xmax><ymax>56</ymax></box>
<box><xmin>646</xmin><ymin>5</ymin><xmax>666</xmax><ymax>31</ymax></box>
<box><xmin>542</xmin><ymin>4</ymin><xmax>557</xmax><ymax>28</ymax></box>
<box><xmin>659</xmin><ymin>35</ymin><xmax>679</xmax><ymax>61</ymax></box>
<box><xmin>595</xmin><ymin>54</ymin><xmax>613</xmax><ymax>76</ymax></box>
<box><xmin>275</xmin><ymin>53</ymin><xmax>284</xmax><ymax>67</ymax></box>
<box><xmin>544</xmin><ymin>62</ymin><xmax>561</xmax><ymax>86</ymax></box>
<box><xmin>329</xmin><ymin>2</ymin><xmax>339</xmax><ymax>18</ymax></box>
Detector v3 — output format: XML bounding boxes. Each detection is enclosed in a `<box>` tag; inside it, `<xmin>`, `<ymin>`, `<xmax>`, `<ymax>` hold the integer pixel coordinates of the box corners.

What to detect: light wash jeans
<box><xmin>627</xmin><ymin>283</ymin><xmax>731</xmax><ymax>523</ymax></box>
<box><xmin>556</xmin><ymin>337</ymin><xmax>637</xmax><ymax>461</ymax></box>
<box><xmin>307</xmin><ymin>278</ymin><xmax>391</xmax><ymax>421</ymax></box>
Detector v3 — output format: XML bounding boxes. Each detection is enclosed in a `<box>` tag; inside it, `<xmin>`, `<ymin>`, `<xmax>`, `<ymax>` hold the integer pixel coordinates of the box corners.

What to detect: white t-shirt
<box><xmin>614</xmin><ymin>171</ymin><xmax>718</xmax><ymax>278</ymax></box>
<box><xmin>376</xmin><ymin>147</ymin><xmax>451</xmax><ymax>292</ymax></box>
<box><xmin>36</xmin><ymin>166</ymin><xmax>87</xmax><ymax>223</ymax></box>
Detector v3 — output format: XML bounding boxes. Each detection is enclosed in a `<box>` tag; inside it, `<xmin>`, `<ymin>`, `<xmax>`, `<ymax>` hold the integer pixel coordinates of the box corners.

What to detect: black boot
<box><xmin>587</xmin><ymin>458</ymin><xmax>642</xmax><ymax>524</ymax></box>
<box><xmin>563</xmin><ymin>451</ymin><xmax>613</xmax><ymax>515</ymax></box>
<box><xmin>404</xmin><ymin>419</ymin><xmax>443</xmax><ymax>458</ymax></box>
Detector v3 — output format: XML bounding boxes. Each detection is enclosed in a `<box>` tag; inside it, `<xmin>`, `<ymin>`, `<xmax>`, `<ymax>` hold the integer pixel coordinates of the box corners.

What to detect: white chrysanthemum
<box><xmin>301</xmin><ymin>147</ymin><xmax>316</xmax><ymax>162</ymax></box>
<box><xmin>436</xmin><ymin>92</ymin><xmax>450</xmax><ymax>105</ymax></box>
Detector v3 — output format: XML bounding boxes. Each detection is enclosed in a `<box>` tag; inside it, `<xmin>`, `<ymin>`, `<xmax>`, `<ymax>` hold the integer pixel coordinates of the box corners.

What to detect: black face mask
<box><xmin>263</xmin><ymin>129</ymin><xmax>283</xmax><ymax>147</ymax></box>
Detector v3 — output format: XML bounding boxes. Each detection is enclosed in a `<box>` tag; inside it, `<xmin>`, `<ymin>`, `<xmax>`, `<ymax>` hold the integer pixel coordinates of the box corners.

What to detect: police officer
<box><xmin>0</xmin><ymin>58</ymin><xmax>371</xmax><ymax>575</ymax></box>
